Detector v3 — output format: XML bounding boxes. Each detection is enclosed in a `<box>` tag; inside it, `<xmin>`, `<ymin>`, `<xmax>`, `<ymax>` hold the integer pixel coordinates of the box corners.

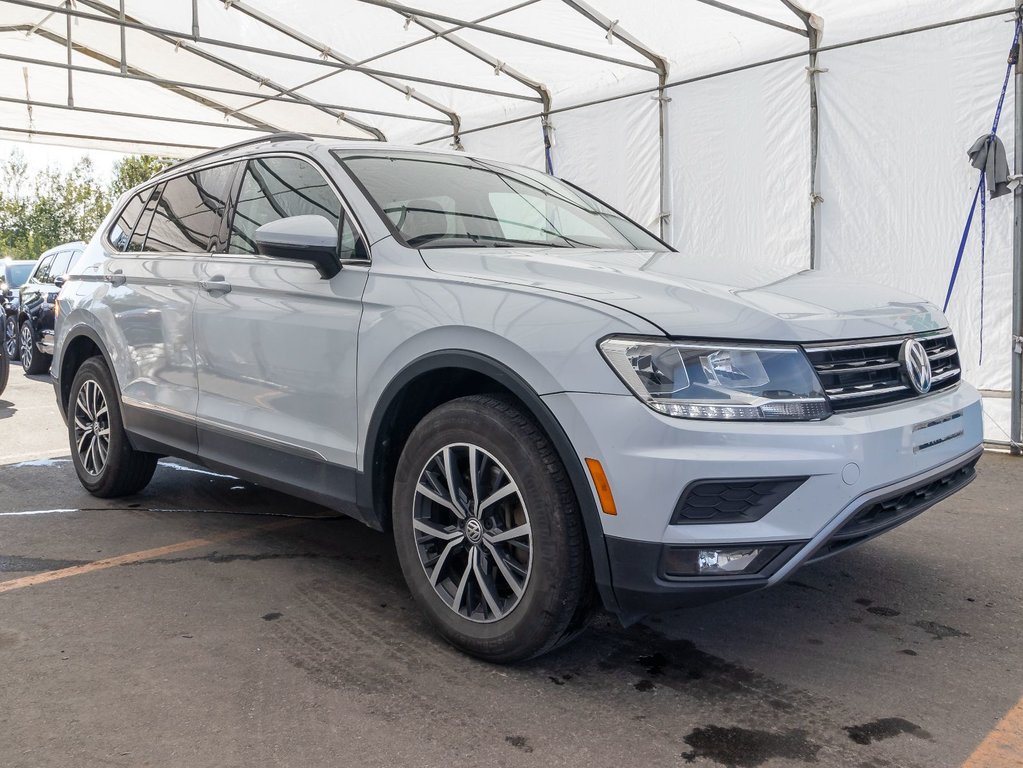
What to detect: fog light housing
<box><xmin>662</xmin><ymin>545</ymin><xmax>784</xmax><ymax>577</ymax></box>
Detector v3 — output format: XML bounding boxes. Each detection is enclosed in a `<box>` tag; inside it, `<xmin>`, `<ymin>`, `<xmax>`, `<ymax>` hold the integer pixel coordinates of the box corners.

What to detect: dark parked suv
<box><xmin>16</xmin><ymin>243</ymin><xmax>84</xmax><ymax>374</ymax></box>
<box><xmin>2</xmin><ymin>258</ymin><xmax>38</xmax><ymax>360</ymax></box>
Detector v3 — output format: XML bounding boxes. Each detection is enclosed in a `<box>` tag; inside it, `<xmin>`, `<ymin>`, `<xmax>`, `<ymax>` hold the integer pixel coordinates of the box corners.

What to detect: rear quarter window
<box><xmin>108</xmin><ymin>189</ymin><xmax>152</xmax><ymax>252</ymax></box>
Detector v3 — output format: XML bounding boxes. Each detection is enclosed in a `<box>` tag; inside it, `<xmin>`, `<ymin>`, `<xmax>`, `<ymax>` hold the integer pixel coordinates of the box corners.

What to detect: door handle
<box><xmin>104</xmin><ymin>269</ymin><xmax>125</xmax><ymax>287</ymax></box>
<box><xmin>199</xmin><ymin>278</ymin><xmax>232</xmax><ymax>295</ymax></box>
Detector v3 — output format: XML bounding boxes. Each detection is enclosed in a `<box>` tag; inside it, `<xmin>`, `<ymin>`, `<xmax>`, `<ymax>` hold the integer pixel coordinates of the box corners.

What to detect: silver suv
<box><xmin>53</xmin><ymin>133</ymin><xmax>983</xmax><ymax>661</ymax></box>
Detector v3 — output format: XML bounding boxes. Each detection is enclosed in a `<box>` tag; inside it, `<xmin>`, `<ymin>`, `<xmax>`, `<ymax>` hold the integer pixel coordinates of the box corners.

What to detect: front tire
<box><xmin>20</xmin><ymin>321</ymin><xmax>50</xmax><ymax>375</ymax></box>
<box><xmin>392</xmin><ymin>394</ymin><xmax>590</xmax><ymax>663</ymax></box>
<box><xmin>68</xmin><ymin>357</ymin><xmax>158</xmax><ymax>498</ymax></box>
<box><xmin>0</xmin><ymin>339</ymin><xmax>8</xmax><ymax>398</ymax></box>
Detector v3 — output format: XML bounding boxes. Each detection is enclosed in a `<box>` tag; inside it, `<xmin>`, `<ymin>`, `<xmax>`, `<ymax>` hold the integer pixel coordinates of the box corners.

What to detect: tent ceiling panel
<box><xmin>593</xmin><ymin>0</ymin><xmax>810</xmax><ymax>79</ymax></box>
<box><xmin>808</xmin><ymin>0</ymin><xmax>1009</xmax><ymax>46</ymax></box>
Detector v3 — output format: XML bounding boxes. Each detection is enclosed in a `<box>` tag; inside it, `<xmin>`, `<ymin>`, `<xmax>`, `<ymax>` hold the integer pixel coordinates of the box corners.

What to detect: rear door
<box><xmin>104</xmin><ymin>163</ymin><xmax>237</xmax><ymax>457</ymax></box>
<box><xmin>193</xmin><ymin>154</ymin><xmax>369</xmax><ymax>500</ymax></box>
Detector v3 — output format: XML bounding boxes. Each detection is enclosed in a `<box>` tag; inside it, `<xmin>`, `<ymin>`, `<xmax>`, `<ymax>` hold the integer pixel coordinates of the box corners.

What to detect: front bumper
<box><xmin>604</xmin><ymin>446</ymin><xmax>979</xmax><ymax>617</ymax></box>
<box><xmin>542</xmin><ymin>383</ymin><xmax>984</xmax><ymax>619</ymax></box>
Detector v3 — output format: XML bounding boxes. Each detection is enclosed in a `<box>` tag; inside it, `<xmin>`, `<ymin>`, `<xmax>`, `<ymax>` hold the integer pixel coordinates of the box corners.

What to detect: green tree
<box><xmin>111</xmin><ymin>154</ymin><xmax>172</xmax><ymax>198</ymax></box>
<box><xmin>0</xmin><ymin>149</ymin><xmax>171</xmax><ymax>260</ymax></box>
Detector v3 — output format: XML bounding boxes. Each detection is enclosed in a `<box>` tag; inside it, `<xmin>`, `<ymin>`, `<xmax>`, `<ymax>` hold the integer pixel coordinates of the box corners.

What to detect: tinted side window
<box><xmin>48</xmin><ymin>251</ymin><xmax>73</xmax><ymax>281</ymax></box>
<box><xmin>229</xmin><ymin>157</ymin><xmax>364</xmax><ymax>259</ymax></box>
<box><xmin>132</xmin><ymin>183</ymin><xmax>165</xmax><ymax>253</ymax></box>
<box><xmin>109</xmin><ymin>189</ymin><xmax>151</xmax><ymax>252</ymax></box>
<box><xmin>33</xmin><ymin>254</ymin><xmax>55</xmax><ymax>283</ymax></box>
<box><xmin>146</xmin><ymin>164</ymin><xmax>235</xmax><ymax>253</ymax></box>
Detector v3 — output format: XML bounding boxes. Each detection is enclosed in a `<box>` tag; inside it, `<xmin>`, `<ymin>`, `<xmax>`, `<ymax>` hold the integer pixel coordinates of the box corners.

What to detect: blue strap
<box><xmin>943</xmin><ymin>18</ymin><xmax>1021</xmax><ymax>362</ymax></box>
<box><xmin>543</xmin><ymin>123</ymin><xmax>554</xmax><ymax>175</ymax></box>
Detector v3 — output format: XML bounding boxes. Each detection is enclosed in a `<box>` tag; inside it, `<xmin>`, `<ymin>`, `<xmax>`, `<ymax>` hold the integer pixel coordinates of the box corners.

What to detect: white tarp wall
<box><xmin>0</xmin><ymin>0</ymin><xmax>1018</xmax><ymax>441</ymax></box>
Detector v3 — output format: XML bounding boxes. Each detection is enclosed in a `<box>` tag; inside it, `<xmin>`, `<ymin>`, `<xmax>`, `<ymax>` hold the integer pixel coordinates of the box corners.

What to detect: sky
<box><xmin>0</xmin><ymin>138</ymin><xmax>128</xmax><ymax>183</ymax></box>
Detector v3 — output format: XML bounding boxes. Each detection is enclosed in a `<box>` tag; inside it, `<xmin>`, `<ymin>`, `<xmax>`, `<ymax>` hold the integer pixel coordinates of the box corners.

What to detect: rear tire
<box><xmin>392</xmin><ymin>394</ymin><xmax>590</xmax><ymax>663</ymax></box>
<box><xmin>20</xmin><ymin>321</ymin><xmax>50</xmax><ymax>375</ymax></box>
<box><xmin>4</xmin><ymin>314</ymin><xmax>18</xmax><ymax>361</ymax></box>
<box><xmin>68</xmin><ymin>357</ymin><xmax>158</xmax><ymax>498</ymax></box>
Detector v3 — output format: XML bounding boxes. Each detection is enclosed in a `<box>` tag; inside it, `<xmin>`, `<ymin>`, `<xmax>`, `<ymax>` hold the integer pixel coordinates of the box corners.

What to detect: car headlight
<box><xmin>598</xmin><ymin>336</ymin><xmax>831</xmax><ymax>421</ymax></box>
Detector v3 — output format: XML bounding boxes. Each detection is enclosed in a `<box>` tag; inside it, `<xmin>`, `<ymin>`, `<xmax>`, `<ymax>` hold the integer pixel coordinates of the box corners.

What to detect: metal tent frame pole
<box><xmin>560</xmin><ymin>0</ymin><xmax>669</xmax><ymax>235</ymax></box>
<box><xmin>1013</xmin><ymin>0</ymin><xmax>1023</xmax><ymax>454</ymax></box>
<box><xmin>780</xmin><ymin>1</ymin><xmax>823</xmax><ymax>269</ymax></box>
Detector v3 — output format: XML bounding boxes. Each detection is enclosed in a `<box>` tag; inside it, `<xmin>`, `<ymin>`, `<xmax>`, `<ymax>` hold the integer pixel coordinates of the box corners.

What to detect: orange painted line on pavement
<box><xmin>962</xmin><ymin>696</ymin><xmax>1023</xmax><ymax>768</ymax></box>
<box><xmin>0</xmin><ymin>519</ymin><xmax>298</xmax><ymax>595</ymax></box>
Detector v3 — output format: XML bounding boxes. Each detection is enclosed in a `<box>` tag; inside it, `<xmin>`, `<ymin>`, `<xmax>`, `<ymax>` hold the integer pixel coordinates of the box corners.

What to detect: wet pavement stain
<box><xmin>134</xmin><ymin>552</ymin><xmax>338</xmax><ymax>565</ymax></box>
<box><xmin>913</xmin><ymin>620</ymin><xmax>969</xmax><ymax>640</ymax></box>
<box><xmin>262</xmin><ymin>612</ymin><xmax>283</xmax><ymax>621</ymax></box>
<box><xmin>898</xmin><ymin>649</ymin><xmax>918</xmax><ymax>656</ymax></box>
<box><xmin>634</xmin><ymin>679</ymin><xmax>654</xmax><ymax>692</ymax></box>
<box><xmin>505</xmin><ymin>735</ymin><xmax>533</xmax><ymax>753</ymax></box>
<box><xmin>637</xmin><ymin>652</ymin><xmax>669</xmax><ymax>676</ymax></box>
<box><xmin>855</xmin><ymin>598</ymin><xmax>873</xmax><ymax>606</ymax></box>
<box><xmin>844</xmin><ymin>718</ymin><xmax>932</xmax><ymax>745</ymax></box>
<box><xmin>681</xmin><ymin>725</ymin><xmax>821</xmax><ymax>767</ymax></box>
<box><xmin>0</xmin><ymin>555</ymin><xmax>90</xmax><ymax>572</ymax></box>
<box><xmin>866</xmin><ymin>606</ymin><xmax>900</xmax><ymax>617</ymax></box>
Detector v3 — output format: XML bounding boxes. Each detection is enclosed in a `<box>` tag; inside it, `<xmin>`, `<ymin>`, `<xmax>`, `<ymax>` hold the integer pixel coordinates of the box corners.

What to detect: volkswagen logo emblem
<box><xmin>901</xmin><ymin>338</ymin><xmax>932</xmax><ymax>394</ymax></box>
<box><xmin>464</xmin><ymin>518</ymin><xmax>483</xmax><ymax>544</ymax></box>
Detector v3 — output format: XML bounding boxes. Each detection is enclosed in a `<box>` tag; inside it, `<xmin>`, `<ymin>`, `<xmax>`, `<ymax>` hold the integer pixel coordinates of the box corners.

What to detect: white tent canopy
<box><xmin>0</xmin><ymin>0</ymin><xmax>1020</xmax><ymax>447</ymax></box>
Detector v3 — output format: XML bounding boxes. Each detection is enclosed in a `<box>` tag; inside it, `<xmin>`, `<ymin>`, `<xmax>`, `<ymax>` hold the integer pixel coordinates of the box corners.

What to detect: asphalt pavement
<box><xmin>0</xmin><ymin>368</ymin><xmax>1020</xmax><ymax>768</ymax></box>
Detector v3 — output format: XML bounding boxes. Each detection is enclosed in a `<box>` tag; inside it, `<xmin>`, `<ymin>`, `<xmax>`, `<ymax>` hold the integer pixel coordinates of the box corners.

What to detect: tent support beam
<box><xmin>3</xmin><ymin>0</ymin><xmax>541</xmax><ymax>104</ymax></box>
<box><xmin>117</xmin><ymin>0</ymin><xmax>125</xmax><ymax>73</ymax></box>
<box><xmin>1013</xmin><ymin>0</ymin><xmax>1023</xmax><ymax>453</ymax></box>
<box><xmin>780</xmin><ymin>0</ymin><xmax>822</xmax><ymax>269</ymax></box>
<box><xmin>0</xmin><ymin>95</ymin><xmax>367</xmax><ymax>141</ymax></box>
<box><xmin>64</xmin><ymin>1</ymin><xmax>73</xmax><ymax>107</ymax></box>
<box><xmin>223</xmin><ymin>1</ymin><xmax>463</xmax><ymax>145</ymax></box>
<box><xmin>693</xmin><ymin>0</ymin><xmax>808</xmax><ymax>37</ymax></box>
<box><xmin>403</xmin><ymin>13</ymin><xmax>552</xmax><ymax>157</ymax></box>
<box><xmin>2</xmin><ymin>24</ymin><xmax>283</xmax><ymax>133</ymax></box>
<box><xmin>71</xmin><ymin>0</ymin><xmax>385</xmax><ymax>140</ymax></box>
<box><xmin>0</xmin><ymin>49</ymin><xmax>450</xmax><ymax>126</ymax></box>
<box><xmin>559</xmin><ymin>0</ymin><xmax>670</xmax><ymax>237</ymax></box>
<box><xmin>0</xmin><ymin>123</ymin><xmax>215</xmax><ymax>152</ymax></box>
<box><xmin>224</xmin><ymin>1</ymin><xmax>541</xmax><ymax>145</ymax></box>
<box><xmin>354</xmin><ymin>0</ymin><xmax>660</xmax><ymax>73</ymax></box>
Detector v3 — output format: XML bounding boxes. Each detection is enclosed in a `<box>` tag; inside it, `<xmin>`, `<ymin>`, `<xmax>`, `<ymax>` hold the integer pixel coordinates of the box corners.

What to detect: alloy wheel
<box><xmin>19</xmin><ymin>324</ymin><xmax>32</xmax><ymax>370</ymax></box>
<box><xmin>413</xmin><ymin>443</ymin><xmax>532</xmax><ymax>623</ymax></box>
<box><xmin>73</xmin><ymin>379</ymin><xmax>110</xmax><ymax>476</ymax></box>
<box><xmin>3</xmin><ymin>316</ymin><xmax>16</xmax><ymax>359</ymax></box>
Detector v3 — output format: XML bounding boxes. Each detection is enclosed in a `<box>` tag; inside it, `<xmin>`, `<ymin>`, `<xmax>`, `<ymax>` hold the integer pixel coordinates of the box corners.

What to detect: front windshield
<box><xmin>336</xmin><ymin>151</ymin><xmax>666</xmax><ymax>251</ymax></box>
<box><xmin>5</xmin><ymin>262</ymin><xmax>35</xmax><ymax>288</ymax></box>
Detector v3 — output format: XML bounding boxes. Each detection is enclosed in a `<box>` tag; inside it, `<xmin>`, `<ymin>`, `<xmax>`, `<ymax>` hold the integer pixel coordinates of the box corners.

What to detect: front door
<box><xmin>193</xmin><ymin>155</ymin><xmax>369</xmax><ymax>503</ymax></box>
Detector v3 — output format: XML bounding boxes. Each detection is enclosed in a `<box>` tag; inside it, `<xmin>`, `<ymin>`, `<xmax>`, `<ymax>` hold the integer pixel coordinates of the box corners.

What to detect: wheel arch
<box><xmin>359</xmin><ymin>349</ymin><xmax>618</xmax><ymax>612</ymax></box>
<box><xmin>56</xmin><ymin>326</ymin><xmax>115</xmax><ymax>421</ymax></box>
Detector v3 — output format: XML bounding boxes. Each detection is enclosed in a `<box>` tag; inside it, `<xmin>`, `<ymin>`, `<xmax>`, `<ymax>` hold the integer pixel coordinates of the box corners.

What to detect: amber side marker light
<box><xmin>585</xmin><ymin>458</ymin><xmax>618</xmax><ymax>516</ymax></box>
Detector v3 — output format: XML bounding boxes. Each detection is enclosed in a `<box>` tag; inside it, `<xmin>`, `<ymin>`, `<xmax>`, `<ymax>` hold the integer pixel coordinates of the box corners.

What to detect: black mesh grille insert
<box><xmin>809</xmin><ymin>456</ymin><xmax>979</xmax><ymax>561</ymax></box>
<box><xmin>803</xmin><ymin>331</ymin><xmax>961</xmax><ymax>412</ymax></box>
<box><xmin>672</xmin><ymin>477</ymin><xmax>807</xmax><ymax>525</ymax></box>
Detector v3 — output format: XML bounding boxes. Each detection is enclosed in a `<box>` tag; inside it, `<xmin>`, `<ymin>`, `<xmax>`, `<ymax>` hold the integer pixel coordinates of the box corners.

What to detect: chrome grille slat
<box><xmin>803</xmin><ymin>331</ymin><xmax>961</xmax><ymax>412</ymax></box>
<box><xmin>827</xmin><ymin>384</ymin><xmax>909</xmax><ymax>400</ymax></box>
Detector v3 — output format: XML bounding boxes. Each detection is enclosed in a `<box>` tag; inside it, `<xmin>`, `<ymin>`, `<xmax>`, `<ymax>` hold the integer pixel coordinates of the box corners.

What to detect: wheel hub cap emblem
<box><xmin>901</xmin><ymin>338</ymin><xmax>932</xmax><ymax>394</ymax></box>
<box><xmin>464</xmin><ymin>517</ymin><xmax>483</xmax><ymax>544</ymax></box>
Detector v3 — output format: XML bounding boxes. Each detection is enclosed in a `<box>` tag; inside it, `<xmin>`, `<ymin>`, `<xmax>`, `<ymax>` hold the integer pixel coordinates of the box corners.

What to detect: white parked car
<box><xmin>52</xmin><ymin>134</ymin><xmax>982</xmax><ymax>661</ymax></box>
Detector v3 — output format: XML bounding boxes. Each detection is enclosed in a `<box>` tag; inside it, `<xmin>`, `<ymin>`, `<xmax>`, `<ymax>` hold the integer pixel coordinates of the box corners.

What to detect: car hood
<box><xmin>419</xmin><ymin>248</ymin><xmax>946</xmax><ymax>342</ymax></box>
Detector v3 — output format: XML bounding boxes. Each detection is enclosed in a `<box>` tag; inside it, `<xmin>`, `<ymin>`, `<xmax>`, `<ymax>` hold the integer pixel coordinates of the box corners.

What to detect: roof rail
<box><xmin>156</xmin><ymin>132</ymin><xmax>314</xmax><ymax>176</ymax></box>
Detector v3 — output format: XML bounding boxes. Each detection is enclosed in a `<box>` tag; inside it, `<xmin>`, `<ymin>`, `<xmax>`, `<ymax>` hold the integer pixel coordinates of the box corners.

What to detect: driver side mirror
<box><xmin>254</xmin><ymin>215</ymin><xmax>341</xmax><ymax>279</ymax></box>
<box><xmin>53</xmin><ymin>275</ymin><xmax>66</xmax><ymax>289</ymax></box>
